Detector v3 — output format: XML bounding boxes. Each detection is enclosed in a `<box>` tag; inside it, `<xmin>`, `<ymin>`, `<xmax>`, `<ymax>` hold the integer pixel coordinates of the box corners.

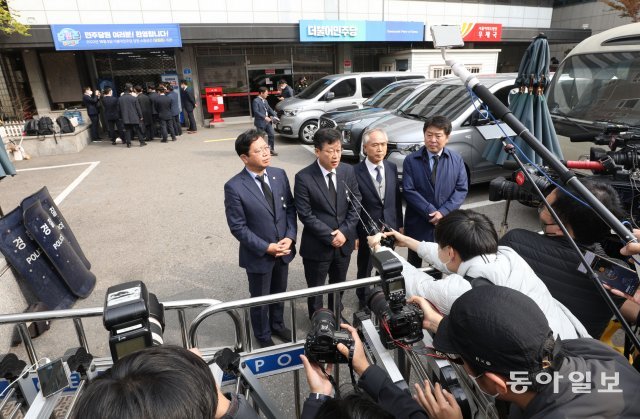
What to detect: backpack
<box><xmin>56</xmin><ymin>115</ymin><xmax>75</xmax><ymax>133</ymax></box>
<box><xmin>38</xmin><ymin>116</ymin><xmax>55</xmax><ymax>135</ymax></box>
<box><xmin>23</xmin><ymin>118</ymin><xmax>39</xmax><ymax>136</ymax></box>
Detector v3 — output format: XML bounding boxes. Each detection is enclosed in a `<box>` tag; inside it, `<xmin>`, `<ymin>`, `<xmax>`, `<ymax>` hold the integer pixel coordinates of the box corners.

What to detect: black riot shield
<box><xmin>0</xmin><ymin>206</ymin><xmax>77</xmax><ymax>309</ymax></box>
<box><xmin>22</xmin><ymin>200</ymin><xmax>95</xmax><ymax>298</ymax></box>
<box><xmin>21</xmin><ymin>187</ymin><xmax>91</xmax><ymax>269</ymax></box>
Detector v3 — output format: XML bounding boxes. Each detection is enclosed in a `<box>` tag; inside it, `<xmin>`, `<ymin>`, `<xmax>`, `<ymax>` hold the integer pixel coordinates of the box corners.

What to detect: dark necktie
<box><xmin>256</xmin><ymin>174</ymin><xmax>275</xmax><ymax>213</ymax></box>
<box><xmin>375</xmin><ymin>166</ymin><xmax>384</xmax><ymax>199</ymax></box>
<box><xmin>431</xmin><ymin>155</ymin><xmax>440</xmax><ymax>185</ymax></box>
<box><xmin>327</xmin><ymin>172</ymin><xmax>337</xmax><ymax>208</ymax></box>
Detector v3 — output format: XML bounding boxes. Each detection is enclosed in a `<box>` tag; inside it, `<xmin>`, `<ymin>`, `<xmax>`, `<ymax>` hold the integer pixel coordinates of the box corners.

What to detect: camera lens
<box><xmin>367</xmin><ymin>288</ymin><xmax>390</xmax><ymax>319</ymax></box>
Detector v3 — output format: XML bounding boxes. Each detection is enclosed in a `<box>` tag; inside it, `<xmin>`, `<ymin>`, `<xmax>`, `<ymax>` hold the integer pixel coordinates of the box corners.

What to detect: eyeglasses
<box><xmin>321</xmin><ymin>148</ymin><xmax>342</xmax><ymax>155</ymax></box>
<box><xmin>251</xmin><ymin>146</ymin><xmax>271</xmax><ymax>155</ymax></box>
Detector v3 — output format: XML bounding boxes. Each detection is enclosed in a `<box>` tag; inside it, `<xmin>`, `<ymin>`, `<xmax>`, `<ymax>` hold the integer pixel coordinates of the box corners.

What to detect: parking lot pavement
<box><xmin>0</xmin><ymin>125</ymin><xmax>567</xmax><ymax>416</ymax></box>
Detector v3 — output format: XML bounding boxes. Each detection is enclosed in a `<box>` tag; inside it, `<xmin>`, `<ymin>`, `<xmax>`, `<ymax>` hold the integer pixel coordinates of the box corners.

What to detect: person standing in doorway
<box><xmin>180</xmin><ymin>79</ymin><xmax>198</xmax><ymax>133</ymax></box>
<box><xmin>252</xmin><ymin>87</ymin><xmax>278</xmax><ymax>156</ymax></box>
<box><xmin>119</xmin><ymin>83</ymin><xmax>146</xmax><ymax>148</ymax></box>
<box><xmin>155</xmin><ymin>86</ymin><xmax>176</xmax><ymax>142</ymax></box>
<box><xmin>101</xmin><ymin>87</ymin><xmax>123</xmax><ymax>145</ymax></box>
<box><xmin>166</xmin><ymin>84</ymin><xmax>183</xmax><ymax>137</ymax></box>
<box><xmin>135</xmin><ymin>85</ymin><xmax>154</xmax><ymax>143</ymax></box>
<box><xmin>403</xmin><ymin>115</ymin><xmax>468</xmax><ymax>268</ymax></box>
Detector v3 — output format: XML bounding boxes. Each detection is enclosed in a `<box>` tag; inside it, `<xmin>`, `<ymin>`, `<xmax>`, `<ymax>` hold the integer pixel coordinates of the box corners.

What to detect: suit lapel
<box><xmin>383</xmin><ymin>161</ymin><xmax>395</xmax><ymax>204</ymax></box>
<box><xmin>241</xmin><ymin>171</ymin><xmax>274</xmax><ymax>216</ymax></box>
<box><xmin>356</xmin><ymin>162</ymin><xmax>381</xmax><ymax>203</ymax></box>
<box><xmin>311</xmin><ymin>163</ymin><xmax>336</xmax><ymax>214</ymax></box>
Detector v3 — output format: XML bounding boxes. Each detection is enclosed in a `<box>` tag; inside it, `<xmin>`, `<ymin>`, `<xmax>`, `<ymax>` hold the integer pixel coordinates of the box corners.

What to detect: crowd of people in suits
<box><xmin>82</xmin><ymin>79</ymin><xmax>198</xmax><ymax>148</ymax></box>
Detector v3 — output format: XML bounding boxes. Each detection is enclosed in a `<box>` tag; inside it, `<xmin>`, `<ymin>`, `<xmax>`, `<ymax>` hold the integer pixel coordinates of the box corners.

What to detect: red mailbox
<box><xmin>205</xmin><ymin>87</ymin><xmax>225</xmax><ymax>124</ymax></box>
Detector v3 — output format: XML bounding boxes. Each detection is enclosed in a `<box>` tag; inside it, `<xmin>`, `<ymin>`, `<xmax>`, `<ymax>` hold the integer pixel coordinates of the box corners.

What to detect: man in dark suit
<box><xmin>135</xmin><ymin>85</ymin><xmax>154</xmax><ymax>142</ymax></box>
<box><xmin>252</xmin><ymin>87</ymin><xmax>278</xmax><ymax>156</ymax></box>
<box><xmin>119</xmin><ymin>83</ymin><xmax>146</xmax><ymax>148</ymax></box>
<box><xmin>155</xmin><ymin>86</ymin><xmax>176</xmax><ymax>142</ymax></box>
<box><xmin>180</xmin><ymin>79</ymin><xmax>197</xmax><ymax>133</ymax></box>
<box><xmin>403</xmin><ymin>115</ymin><xmax>468</xmax><ymax>267</ymax></box>
<box><xmin>354</xmin><ymin>128</ymin><xmax>403</xmax><ymax>309</ymax></box>
<box><xmin>224</xmin><ymin>129</ymin><xmax>297</xmax><ymax>348</ymax></box>
<box><xmin>166</xmin><ymin>84</ymin><xmax>182</xmax><ymax>137</ymax></box>
<box><xmin>147</xmin><ymin>84</ymin><xmax>160</xmax><ymax>138</ymax></box>
<box><xmin>82</xmin><ymin>86</ymin><xmax>101</xmax><ymax>141</ymax></box>
<box><xmin>277</xmin><ymin>79</ymin><xmax>294</xmax><ymax>102</ymax></box>
<box><xmin>295</xmin><ymin>128</ymin><xmax>361</xmax><ymax>319</ymax></box>
<box><xmin>101</xmin><ymin>87</ymin><xmax>123</xmax><ymax>145</ymax></box>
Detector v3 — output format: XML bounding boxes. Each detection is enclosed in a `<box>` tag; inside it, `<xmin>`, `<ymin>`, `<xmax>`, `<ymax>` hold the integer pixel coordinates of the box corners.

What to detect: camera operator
<box><xmin>375</xmin><ymin>209</ymin><xmax>589</xmax><ymax>339</ymax></box>
<box><xmin>409</xmin><ymin>286</ymin><xmax>640</xmax><ymax>419</ymax></box>
<box><xmin>70</xmin><ymin>346</ymin><xmax>259</xmax><ymax>419</ymax></box>
<box><xmin>499</xmin><ymin>180</ymin><xmax>640</xmax><ymax>338</ymax></box>
<box><xmin>299</xmin><ymin>323</ymin><xmax>427</xmax><ymax>419</ymax></box>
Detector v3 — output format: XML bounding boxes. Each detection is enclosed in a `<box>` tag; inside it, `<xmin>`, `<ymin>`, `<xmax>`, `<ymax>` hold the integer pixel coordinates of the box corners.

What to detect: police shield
<box><xmin>0</xmin><ymin>205</ymin><xmax>77</xmax><ymax>309</ymax></box>
<box><xmin>22</xmin><ymin>199</ymin><xmax>95</xmax><ymax>298</ymax></box>
<box><xmin>21</xmin><ymin>186</ymin><xmax>91</xmax><ymax>270</ymax></box>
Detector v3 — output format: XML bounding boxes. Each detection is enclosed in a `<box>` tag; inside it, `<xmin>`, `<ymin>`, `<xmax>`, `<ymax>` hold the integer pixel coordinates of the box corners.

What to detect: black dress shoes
<box><xmin>271</xmin><ymin>327</ymin><xmax>292</xmax><ymax>342</ymax></box>
<box><xmin>257</xmin><ymin>338</ymin><xmax>275</xmax><ymax>348</ymax></box>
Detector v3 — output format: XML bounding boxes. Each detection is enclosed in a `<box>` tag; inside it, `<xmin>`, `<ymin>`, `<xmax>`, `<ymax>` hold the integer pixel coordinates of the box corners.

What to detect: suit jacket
<box><xmin>180</xmin><ymin>87</ymin><xmax>197</xmax><ymax>112</ymax></box>
<box><xmin>101</xmin><ymin>96</ymin><xmax>120</xmax><ymax>121</ymax></box>
<box><xmin>137</xmin><ymin>94</ymin><xmax>153</xmax><ymax>125</ymax></box>
<box><xmin>167</xmin><ymin>90</ymin><xmax>181</xmax><ymax>115</ymax></box>
<box><xmin>83</xmin><ymin>94</ymin><xmax>100</xmax><ymax>116</ymax></box>
<box><xmin>155</xmin><ymin>95</ymin><xmax>173</xmax><ymax>121</ymax></box>
<box><xmin>294</xmin><ymin>162</ymin><xmax>361</xmax><ymax>261</ymax></box>
<box><xmin>148</xmin><ymin>92</ymin><xmax>159</xmax><ymax>115</ymax></box>
<box><xmin>252</xmin><ymin>96</ymin><xmax>276</xmax><ymax>129</ymax></box>
<box><xmin>279</xmin><ymin>85</ymin><xmax>294</xmax><ymax>99</ymax></box>
<box><xmin>354</xmin><ymin>160</ymin><xmax>403</xmax><ymax>239</ymax></box>
<box><xmin>224</xmin><ymin>167</ymin><xmax>297</xmax><ymax>274</ymax></box>
<box><xmin>403</xmin><ymin>146</ymin><xmax>468</xmax><ymax>242</ymax></box>
<box><xmin>119</xmin><ymin>93</ymin><xmax>143</xmax><ymax>125</ymax></box>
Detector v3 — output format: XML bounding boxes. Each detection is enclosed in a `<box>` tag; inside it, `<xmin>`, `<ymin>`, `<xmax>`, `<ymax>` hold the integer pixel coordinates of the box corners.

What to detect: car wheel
<box><xmin>299</xmin><ymin>120</ymin><xmax>318</xmax><ymax>145</ymax></box>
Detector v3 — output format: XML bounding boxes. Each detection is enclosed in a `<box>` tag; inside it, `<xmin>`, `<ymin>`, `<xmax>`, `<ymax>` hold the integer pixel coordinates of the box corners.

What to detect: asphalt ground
<box><xmin>0</xmin><ymin>124</ymin><xmax>593</xmax><ymax>417</ymax></box>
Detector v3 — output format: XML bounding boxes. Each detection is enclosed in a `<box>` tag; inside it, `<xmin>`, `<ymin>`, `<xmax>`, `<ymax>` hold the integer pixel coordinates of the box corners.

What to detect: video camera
<box><xmin>304</xmin><ymin>308</ymin><xmax>354</xmax><ymax>364</ymax></box>
<box><xmin>489</xmin><ymin>163</ymin><xmax>555</xmax><ymax>207</ymax></box>
<box><xmin>103</xmin><ymin>281</ymin><xmax>165</xmax><ymax>362</ymax></box>
<box><xmin>367</xmin><ymin>250</ymin><xmax>423</xmax><ymax>348</ymax></box>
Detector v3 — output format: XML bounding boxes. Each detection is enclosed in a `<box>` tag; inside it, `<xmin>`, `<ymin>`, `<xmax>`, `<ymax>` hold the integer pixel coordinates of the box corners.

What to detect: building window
<box><xmin>430</xmin><ymin>65</ymin><xmax>481</xmax><ymax>79</ymax></box>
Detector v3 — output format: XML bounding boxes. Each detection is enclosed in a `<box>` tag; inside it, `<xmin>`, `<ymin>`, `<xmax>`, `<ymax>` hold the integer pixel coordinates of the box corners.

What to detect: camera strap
<box><xmin>319</xmin><ymin>363</ymin><xmax>341</xmax><ymax>399</ymax></box>
<box><xmin>347</xmin><ymin>345</ymin><xmax>360</xmax><ymax>394</ymax></box>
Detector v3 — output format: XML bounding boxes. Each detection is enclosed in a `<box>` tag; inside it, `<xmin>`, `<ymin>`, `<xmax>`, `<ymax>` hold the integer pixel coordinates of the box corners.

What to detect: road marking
<box><xmin>204</xmin><ymin>138</ymin><xmax>236</xmax><ymax>143</ymax></box>
<box><xmin>16</xmin><ymin>161</ymin><xmax>99</xmax><ymax>172</ymax></box>
<box><xmin>54</xmin><ymin>162</ymin><xmax>100</xmax><ymax>205</ymax></box>
<box><xmin>301</xmin><ymin>145</ymin><xmax>315</xmax><ymax>155</ymax></box>
<box><xmin>461</xmin><ymin>199</ymin><xmax>503</xmax><ymax>210</ymax></box>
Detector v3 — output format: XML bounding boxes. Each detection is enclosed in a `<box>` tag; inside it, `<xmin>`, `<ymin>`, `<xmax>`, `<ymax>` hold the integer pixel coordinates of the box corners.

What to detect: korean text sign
<box><xmin>51</xmin><ymin>24</ymin><xmax>182</xmax><ymax>51</ymax></box>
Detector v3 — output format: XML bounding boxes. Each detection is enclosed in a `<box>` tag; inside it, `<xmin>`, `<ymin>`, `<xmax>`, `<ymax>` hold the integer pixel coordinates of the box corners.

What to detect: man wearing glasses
<box><xmin>295</xmin><ymin>128</ymin><xmax>361</xmax><ymax>319</ymax></box>
<box><xmin>224</xmin><ymin>129</ymin><xmax>297</xmax><ymax>348</ymax></box>
<box><xmin>409</xmin><ymin>286</ymin><xmax>640</xmax><ymax>419</ymax></box>
<box><xmin>403</xmin><ymin>115</ymin><xmax>468</xmax><ymax>268</ymax></box>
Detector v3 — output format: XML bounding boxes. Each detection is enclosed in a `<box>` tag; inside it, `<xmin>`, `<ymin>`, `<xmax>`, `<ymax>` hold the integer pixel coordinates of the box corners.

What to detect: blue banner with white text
<box><xmin>299</xmin><ymin>20</ymin><xmax>424</xmax><ymax>42</ymax></box>
<box><xmin>51</xmin><ymin>24</ymin><xmax>182</xmax><ymax>51</ymax></box>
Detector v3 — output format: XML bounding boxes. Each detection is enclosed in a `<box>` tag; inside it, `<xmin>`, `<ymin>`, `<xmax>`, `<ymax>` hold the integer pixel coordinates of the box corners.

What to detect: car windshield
<box><xmin>547</xmin><ymin>51</ymin><xmax>640</xmax><ymax>128</ymax></box>
<box><xmin>297</xmin><ymin>78</ymin><xmax>334</xmax><ymax>99</ymax></box>
<box><xmin>398</xmin><ymin>83</ymin><xmax>470</xmax><ymax>119</ymax></box>
<box><xmin>364</xmin><ymin>83</ymin><xmax>419</xmax><ymax>109</ymax></box>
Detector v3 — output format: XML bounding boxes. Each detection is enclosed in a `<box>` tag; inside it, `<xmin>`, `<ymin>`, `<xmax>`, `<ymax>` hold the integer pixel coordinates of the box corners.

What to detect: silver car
<box><xmin>365</xmin><ymin>73</ymin><xmax>517</xmax><ymax>185</ymax></box>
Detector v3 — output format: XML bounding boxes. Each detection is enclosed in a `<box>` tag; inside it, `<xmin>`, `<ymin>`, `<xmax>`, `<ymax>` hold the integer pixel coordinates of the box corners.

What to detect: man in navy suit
<box><xmin>252</xmin><ymin>87</ymin><xmax>278</xmax><ymax>156</ymax></box>
<box><xmin>224</xmin><ymin>129</ymin><xmax>297</xmax><ymax>348</ymax></box>
<box><xmin>179</xmin><ymin>79</ymin><xmax>198</xmax><ymax>133</ymax></box>
<box><xmin>82</xmin><ymin>86</ymin><xmax>101</xmax><ymax>141</ymax></box>
<box><xmin>295</xmin><ymin>128</ymin><xmax>361</xmax><ymax>319</ymax></box>
<box><xmin>354</xmin><ymin>128</ymin><xmax>403</xmax><ymax>309</ymax></box>
<box><xmin>403</xmin><ymin>115</ymin><xmax>468</xmax><ymax>267</ymax></box>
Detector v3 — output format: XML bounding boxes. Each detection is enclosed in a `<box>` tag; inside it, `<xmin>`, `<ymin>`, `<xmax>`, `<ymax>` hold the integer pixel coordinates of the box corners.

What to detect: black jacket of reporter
<box><xmin>301</xmin><ymin>364</ymin><xmax>427</xmax><ymax>419</ymax></box>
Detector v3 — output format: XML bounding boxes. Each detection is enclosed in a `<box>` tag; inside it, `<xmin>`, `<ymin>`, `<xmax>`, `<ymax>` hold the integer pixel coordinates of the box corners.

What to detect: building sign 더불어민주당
<box><xmin>299</xmin><ymin>20</ymin><xmax>424</xmax><ymax>42</ymax></box>
<box><xmin>460</xmin><ymin>23</ymin><xmax>502</xmax><ymax>42</ymax></box>
<box><xmin>51</xmin><ymin>24</ymin><xmax>182</xmax><ymax>51</ymax></box>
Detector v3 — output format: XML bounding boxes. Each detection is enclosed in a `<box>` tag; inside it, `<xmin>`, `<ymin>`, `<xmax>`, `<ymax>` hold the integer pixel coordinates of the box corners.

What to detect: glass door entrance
<box><xmin>247</xmin><ymin>65</ymin><xmax>293</xmax><ymax>112</ymax></box>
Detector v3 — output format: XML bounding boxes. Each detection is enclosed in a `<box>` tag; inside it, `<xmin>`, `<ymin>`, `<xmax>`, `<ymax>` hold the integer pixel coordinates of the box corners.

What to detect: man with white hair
<box><xmin>353</xmin><ymin>128</ymin><xmax>403</xmax><ymax>309</ymax></box>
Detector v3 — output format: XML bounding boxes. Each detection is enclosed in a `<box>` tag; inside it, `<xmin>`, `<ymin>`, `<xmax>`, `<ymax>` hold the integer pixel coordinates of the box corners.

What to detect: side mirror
<box><xmin>325</xmin><ymin>91</ymin><xmax>335</xmax><ymax>101</ymax></box>
<box><xmin>470</xmin><ymin>110</ymin><xmax>490</xmax><ymax>126</ymax></box>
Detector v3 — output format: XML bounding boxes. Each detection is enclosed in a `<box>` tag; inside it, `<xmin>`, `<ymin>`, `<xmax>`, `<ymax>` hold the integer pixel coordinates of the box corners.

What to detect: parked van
<box><xmin>274</xmin><ymin>72</ymin><xmax>425</xmax><ymax>144</ymax></box>
<box><xmin>366</xmin><ymin>73</ymin><xmax>517</xmax><ymax>185</ymax></box>
<box><xmin>547</xmin><ymin>22</ymin><xmax>640</xmax><ymax>138</ymax></box>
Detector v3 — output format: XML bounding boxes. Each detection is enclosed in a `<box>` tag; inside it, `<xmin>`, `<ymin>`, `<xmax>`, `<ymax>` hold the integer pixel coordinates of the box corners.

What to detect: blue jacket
<box><xmin>224</xmin><ymin>167</ymin><xmax>297</xmax><ymax>274</ymax></box>
<box><xmin>402</xmin><ymin>146</ymin><xmax>468</xmax><ymax>242</ymax></box>
<box><xmin>252</xmin><ymin>96</ymin><xmax>276</xmax><ymax>129</ymax></box>
<box><xmin>167</xmin><ymin>90</ymin><xmax>181</xmax><ymax>116</ymax></box>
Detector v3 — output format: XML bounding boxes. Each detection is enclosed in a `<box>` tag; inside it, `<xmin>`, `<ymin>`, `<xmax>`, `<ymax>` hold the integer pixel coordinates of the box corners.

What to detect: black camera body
<box><xmin>103</xmin><ymin>281</ymin><xmax>165</xmax><ymax>361</ymax></box>
<box><xmin>305</xmin><ymin>308</ymin><xmax>354</xmax><ymax>364</ymax></box>
<box><xmin>489</xmin><ymin>164</ymin><xmax>555</xmax><ymax>207</ymax></box>
<box><xmin>368</xmin><ymin>250</ymin><xmax>424</xmax><ymax>348</ymax></box>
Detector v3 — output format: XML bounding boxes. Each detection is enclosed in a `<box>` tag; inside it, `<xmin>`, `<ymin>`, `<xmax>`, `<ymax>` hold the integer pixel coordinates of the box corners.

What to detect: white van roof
<box><xmin>568</xmin><ymin>22</ymin><xmax>640</xmax><ymax>57</ymax></box>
